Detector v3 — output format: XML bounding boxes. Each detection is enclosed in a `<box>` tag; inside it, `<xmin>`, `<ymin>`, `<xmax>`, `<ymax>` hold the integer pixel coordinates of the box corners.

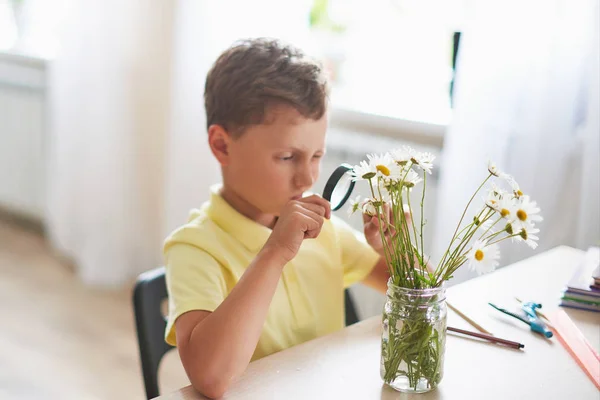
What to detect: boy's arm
<box><xmin>174</xmin><ymin>195</ymin><xmax>331</xmax><ymax>399</ymax></box>
<box><xmin>175</xmin><ymin>247</ymin><xmax>287</xmax><ymax>398</ymax></box>
<box><xmin>361</xmin><ymin>257</ymin><xmax>390</xmax><ymax>294</ymax></box>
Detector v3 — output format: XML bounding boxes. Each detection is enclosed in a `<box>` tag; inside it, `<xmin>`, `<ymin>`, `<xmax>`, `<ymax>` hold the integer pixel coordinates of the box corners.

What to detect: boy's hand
<box><xmin>363</xmin><ymin>204</ymin><xmax>411</xmax><ymax>256</ymax></box>
<box><xmin>264</xmin><ymin>195</ymin><xmax>331</xmax><ymax>264</ymax></box>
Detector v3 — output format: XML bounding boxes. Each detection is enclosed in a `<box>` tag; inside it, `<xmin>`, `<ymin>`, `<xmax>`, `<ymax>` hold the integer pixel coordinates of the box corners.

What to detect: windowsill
<box><xmin>0</xmin><ymin>48</ymin><xmax>48</xmax><ymax>91</ymax></box>
<box><xmin>329</xmin><ymin>105</ymin><xmax>448</xmax><ymax>149</ymax></box>
<box><xmin>0</xmin><ymin>48</ymin><xmax>49</xmax><ymax>68</ymax></box>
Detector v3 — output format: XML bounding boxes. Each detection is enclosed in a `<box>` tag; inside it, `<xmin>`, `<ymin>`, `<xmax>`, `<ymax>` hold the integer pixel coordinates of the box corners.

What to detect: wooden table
<box><xmin>157</xmin><ymin>246</ymin><xmax>600</xmax><ymax>399</ymax></box>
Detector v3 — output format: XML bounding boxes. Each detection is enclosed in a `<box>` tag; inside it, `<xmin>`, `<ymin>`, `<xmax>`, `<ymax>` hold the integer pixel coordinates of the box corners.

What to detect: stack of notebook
<box><xmin>561</xmin><ymin>247</ymin><xmax>600</xmax><ymax>312</ymax></box>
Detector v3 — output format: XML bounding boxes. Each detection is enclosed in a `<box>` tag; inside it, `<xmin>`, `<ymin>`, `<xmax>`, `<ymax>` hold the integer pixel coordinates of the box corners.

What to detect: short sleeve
<box><xmin>164</xmin><ymin>243</ymin><xmax>227</xmax><ymax>346</ymax></box>
<box><xmin>331</xmin><ymin>215</ymin><xmax>381</xmax><ymax>288</ymax></box>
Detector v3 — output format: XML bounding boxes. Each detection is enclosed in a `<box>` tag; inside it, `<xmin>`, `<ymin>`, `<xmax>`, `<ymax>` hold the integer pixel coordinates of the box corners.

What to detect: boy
<box><xmin>164</xmin><ymin>38</ymin><xmax>391</xmax><ymax>399</ymax></box>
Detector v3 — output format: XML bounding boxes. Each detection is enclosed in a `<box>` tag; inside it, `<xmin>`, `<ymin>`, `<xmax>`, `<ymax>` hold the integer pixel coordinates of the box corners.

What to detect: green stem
<box><xmin>369</xmin><ymin>179</ymin><xmax>394</xmax><ymax>278</ymax></box>
<box><xmin>437</xmin><ymin>174</ymin><xmax>493</xmax><ymax>271</ymax></box>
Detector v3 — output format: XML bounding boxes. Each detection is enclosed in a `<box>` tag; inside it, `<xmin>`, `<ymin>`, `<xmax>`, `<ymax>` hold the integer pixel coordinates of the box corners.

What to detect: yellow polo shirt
<box><xmin>164</xmin><ymin>185</ymin><xmax>380</xmax><ymax>360</ymax></box>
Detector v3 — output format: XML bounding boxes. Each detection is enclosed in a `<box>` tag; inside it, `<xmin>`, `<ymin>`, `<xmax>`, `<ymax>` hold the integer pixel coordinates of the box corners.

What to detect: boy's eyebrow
<box><xmin>277</xmin><ymin>147</ymin><xmax>326</xmax><ymax>154</ymax></box>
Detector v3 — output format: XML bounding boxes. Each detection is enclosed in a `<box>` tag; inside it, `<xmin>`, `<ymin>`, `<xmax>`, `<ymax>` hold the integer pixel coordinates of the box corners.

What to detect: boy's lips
<box><xmin>290</xmin><ymin>194</ymin><xmax>303</xmax><ymax>201</ymax></box>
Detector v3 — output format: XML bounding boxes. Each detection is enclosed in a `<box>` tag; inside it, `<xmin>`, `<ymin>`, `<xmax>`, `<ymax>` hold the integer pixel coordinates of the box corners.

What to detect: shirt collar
<box><xmin>204</xmin><ymin>184</ymin><xmax>273</xmax><ymax>252</ymax></box>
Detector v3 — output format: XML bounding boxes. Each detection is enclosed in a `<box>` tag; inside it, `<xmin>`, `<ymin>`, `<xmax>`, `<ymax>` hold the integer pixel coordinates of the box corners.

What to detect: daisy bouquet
<box><xmin>349</xmin><ymin>146</ymin><xmax>542</xmax><ymax>392</ymax></box>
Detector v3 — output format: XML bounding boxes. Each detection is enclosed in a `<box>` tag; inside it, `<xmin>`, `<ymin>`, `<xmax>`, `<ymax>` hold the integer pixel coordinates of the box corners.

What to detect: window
<box><xmin>308</xmin><ymin>0</ymin><xmax>467</xmax><ymax>126</ymax></box>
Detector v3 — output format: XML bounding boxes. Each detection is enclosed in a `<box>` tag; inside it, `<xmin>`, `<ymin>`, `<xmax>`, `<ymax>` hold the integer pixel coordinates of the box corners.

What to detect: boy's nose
<box><xmin>294</xmin><ymin>166</ymin><xmax>315</xmax><ymax>189</ymax></box>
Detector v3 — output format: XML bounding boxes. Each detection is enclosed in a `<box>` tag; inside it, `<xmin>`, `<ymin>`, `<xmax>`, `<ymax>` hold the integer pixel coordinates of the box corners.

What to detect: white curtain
<box><xmin>432</xmin><ymin>0</ymin><xmax>600</xmax><ymax>285</ymax></box>
<box><xmin>48</xmin><ymin>0</ymin><xmax>310</xmax><ymax>287</ymax></box>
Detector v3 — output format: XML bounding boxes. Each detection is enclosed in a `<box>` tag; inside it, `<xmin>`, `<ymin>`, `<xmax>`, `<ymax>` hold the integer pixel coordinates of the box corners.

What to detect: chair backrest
<box><xmin>132</xmin><ymin>267</ymin><xmax>360</xmax><ymax>399</ymax></box>
<box><xmin>133</xmin><ymin>267</ymin><xmax>174</xmax><ymax>399</ymax></box>
<box><xmin>344</xmin><ymin>288</ymin><xmax>360</xmax><ymax>326</ymax></box>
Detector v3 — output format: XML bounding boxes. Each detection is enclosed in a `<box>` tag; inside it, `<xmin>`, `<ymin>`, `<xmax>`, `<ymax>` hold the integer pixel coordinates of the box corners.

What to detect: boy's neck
<box><xmin>219</xmin><ymin>185</ymin><xmax>278</xmax><ymax>230</ymax></box>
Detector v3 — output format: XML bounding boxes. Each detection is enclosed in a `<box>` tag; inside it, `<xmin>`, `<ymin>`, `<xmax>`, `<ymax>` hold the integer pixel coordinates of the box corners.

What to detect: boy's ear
<box><xmin>208</xmin><ymin>124</ymin><xmax>232</xmax><ymax>166</ymax></box>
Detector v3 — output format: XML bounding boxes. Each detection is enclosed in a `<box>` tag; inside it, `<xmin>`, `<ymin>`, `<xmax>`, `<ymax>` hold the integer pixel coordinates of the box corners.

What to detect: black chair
<box><xmin>344</xmin><ymin>288</ymin><xmax>360</xmax><ymax>326</ymax></box>
<box><xmin>133</xmin><ymin>267</ymin><xmax>361</xmax><ymax>399</ymax></box>
<box><xmin>133</xmin><ymin>267</ymin><xmax>174</xmax><ymax>399</ymax></box>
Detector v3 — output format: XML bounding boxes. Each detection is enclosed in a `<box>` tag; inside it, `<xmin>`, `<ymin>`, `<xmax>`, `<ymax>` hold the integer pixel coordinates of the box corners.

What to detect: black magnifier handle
<box><xmin>322</xmin><ymin>163</ymin><xmax>356</xmax><ymax>211</ymax></box>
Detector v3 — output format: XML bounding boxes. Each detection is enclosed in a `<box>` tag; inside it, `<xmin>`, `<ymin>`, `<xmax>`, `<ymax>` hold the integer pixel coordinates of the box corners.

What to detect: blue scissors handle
<box><xmin>489</xmin><ymin>302</ymin><xmax>553</xmax><ymax>338</ymax></box>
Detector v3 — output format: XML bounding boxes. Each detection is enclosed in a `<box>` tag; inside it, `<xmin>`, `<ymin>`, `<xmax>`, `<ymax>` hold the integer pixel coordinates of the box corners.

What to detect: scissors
<box><xmin>489</xmin><ymin>301</ymin><xmax>553</xmax><ymax>338</ymax></box>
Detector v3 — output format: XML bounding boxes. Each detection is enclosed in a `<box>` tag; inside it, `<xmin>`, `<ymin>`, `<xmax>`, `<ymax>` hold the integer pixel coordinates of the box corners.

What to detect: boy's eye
<box><xmin>280</xmin><ymin>155</ymin><xmax>294</xmax><ymax>161</ymax></box>
<box><xmin>313</xmin><ymin>154</ymin><xmax>323</xmax><ymax>159</ymax></box>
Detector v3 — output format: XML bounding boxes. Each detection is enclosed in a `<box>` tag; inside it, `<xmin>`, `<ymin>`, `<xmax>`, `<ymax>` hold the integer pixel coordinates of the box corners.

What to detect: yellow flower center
<box><xmin>516</xmin><ymin>190</ymin><xmax>523</xmax><ymax>197</ymax></box>
<box><xmin>500</xmin><ymin>208</ymin><xmax>510</xmax><ymax>217</ymax></box>
<box><xmin>376</xmin><ymin>165</ymin><xmax>390</xmax><ymax>176</ymax></box>
<box><xmin>475</xmin><ymin>249</ymin><xmax>484</xmax><ymax>261</ymax></box>
<box><xmin>517</xmin><ymin>209</ymin><xmax>528</xmax><ymax>221</ymax></box>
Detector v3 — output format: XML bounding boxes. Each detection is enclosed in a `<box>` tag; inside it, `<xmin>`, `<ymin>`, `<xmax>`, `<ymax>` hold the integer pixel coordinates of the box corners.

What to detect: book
<box><xmin>593</xmin><ymin>263</ymin><xmax>600</xmax><ymax>287</ymax></box>
<box><xmin>562</xmin><ymin>291</ymin><xmax>600</xmax><ymax>305</ymax></box>
<box><xmin>560</xmin><ymin>299</ymin><xmax>600</xmax><ymax>313</ymax></box>
<box><xmin>565</xmin><ymin>247</ymin><xmax>600</xmax><ymax>298</ymax></box>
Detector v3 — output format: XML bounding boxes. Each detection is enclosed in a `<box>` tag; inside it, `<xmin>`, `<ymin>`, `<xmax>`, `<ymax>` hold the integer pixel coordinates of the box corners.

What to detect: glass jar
<box><xmin>380</xmin><ymin>280</ymin><xmax>447</xmax><ymax>393</ymax></box>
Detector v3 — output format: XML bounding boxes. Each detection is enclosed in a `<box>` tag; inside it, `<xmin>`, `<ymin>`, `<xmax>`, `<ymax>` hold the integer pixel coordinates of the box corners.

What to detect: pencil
<box><xmin>448</xmin><ymin>326</ymin><xmax>525</xmax><ymax>349</ymax></box>
<box><xmin>447</xmin><ymin>301</ymin><xmax>494</xmax><ymax>335</ymax></box>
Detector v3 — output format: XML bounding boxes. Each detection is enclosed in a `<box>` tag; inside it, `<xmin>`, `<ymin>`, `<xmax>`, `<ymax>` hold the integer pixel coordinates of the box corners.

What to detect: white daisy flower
<box><xmin>412</xmin><ymin>151</ymin><xmax>435</xmax><ymax>174</ymax></box>
<box><xmin>513</xmin><ymin>226</ymin><xmax>540</xmax><ymax>249</ymax></box>
<box><xmin>466</xmin><ymin>240</ymin><xmax>500</xmax><ymax>275</ymax></box>
<box><xmin>511</xmin><ymin>195</ymin><xmax>543</xmax><ymax>230</ymax></box>
<box><xmin>348</xmin><ymin>195</ymin><xmax>362</xmax><ymax>216</ymax></box>
<box><xmin>488</xmin><ymin>160</ymin><xmax>502</xmax><ymax>177</ymax></box>
<box><xmin>390</xmin><ymin>146</ymin><xmax>416</xmax><ymax>165</ymax></box>
<box><xmin>513</xmin><ymin>187</ymin><xmax>524</xmax><ymax>199</ymax></box>
<box><xmin>497</xmin><ymin>197</ymin><xmax>516</xmax><ymax>220</ymax></box>
<box><xmin>508</xmin><ymin>179</ymin><xmax>524</xmax><ymax>199</ymax></box>
<box><xmin>361</xmin><ymin>198</ymin><xmax>377</xmax><ymax>216</ymax></box>
<box><xmin>351</xmin><ymin>160</ymin><xmax>377</xmax><ymax>181</ymax></box>
<box><xmin>366</xmin><ymin>153</ymin><xmax>396</xmax><ymax>179</ymax></box>
<box><xmin>487</xmin><ymin>160</ymin><xmax>516</xmax><ymax>184</ymax></box>
<box><xmin>401</xmin><ymin>167</ymin><xmax>423</xmax><ymax>188</ymax></box>
<box><xmin>502</xmin><ymin>174</ymin><xmax>521</xmax><ymax>194</ymax></box>
<box><xmin>484</xmin><ymin>184</ymin><xmax>506</xmax><ymax>211</ymax></box>
<box><xmin>377</xmin><ymin>162</ymin><xmax>404</xmax><ymax>185</ymax></box>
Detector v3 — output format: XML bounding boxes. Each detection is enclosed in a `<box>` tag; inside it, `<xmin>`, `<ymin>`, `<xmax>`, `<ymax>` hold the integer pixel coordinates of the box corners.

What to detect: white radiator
<box><xmin>0</xmin><ymin>52</ymin><xmax>47</xmax><ymax>220</ymax></box>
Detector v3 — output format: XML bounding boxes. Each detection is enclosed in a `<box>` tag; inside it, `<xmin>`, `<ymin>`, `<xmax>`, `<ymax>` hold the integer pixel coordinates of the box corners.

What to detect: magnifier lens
<box><xmin>323</xmin><ymin>164</ymin><xmax>356</xmax><ymax>211</ymax></box>
<box><xmin>331</xmin><ymin>173</ymin><xmax>352</xmax><ymax>208</ymax></box>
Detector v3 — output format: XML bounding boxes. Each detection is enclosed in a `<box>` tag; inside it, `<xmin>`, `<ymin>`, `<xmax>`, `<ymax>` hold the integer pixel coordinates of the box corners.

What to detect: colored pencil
<box><xmin>447</xmin><ymin>301</ymin><xmax>493</xmax><ymax>335</ymax></box>
<box><xmin>448</xmin><ymin>326</ymin><xmax>525</xmax><ymax>349</ymax></box>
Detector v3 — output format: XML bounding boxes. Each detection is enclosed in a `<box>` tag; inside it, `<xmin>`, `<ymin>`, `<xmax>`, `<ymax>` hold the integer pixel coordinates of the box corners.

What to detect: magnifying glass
<box><xmin>322</xmin><ymin>163</ymin><xmax>356</xmax><ymax>211</ymax></box>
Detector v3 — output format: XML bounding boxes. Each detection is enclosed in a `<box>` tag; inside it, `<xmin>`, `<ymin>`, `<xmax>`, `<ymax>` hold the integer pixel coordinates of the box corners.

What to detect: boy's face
<box><xmin>225</xmin><ymin>106</ymin><xmax>327</xmax><ymax>216</ymax></box>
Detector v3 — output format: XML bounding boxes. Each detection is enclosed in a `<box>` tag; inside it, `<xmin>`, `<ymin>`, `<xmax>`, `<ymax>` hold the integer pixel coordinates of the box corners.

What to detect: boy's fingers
<box><xmin>364</xmin><ymin>220</ymin><xmax>380</xmax><ymax>237</ymax></box>
<box><xmin>299</xmin><ymin>195</ymin><xmax>331</xmax><ymax>219</ymax></box>
<box><xmin>382</xmin><ymin>203</ymin><xmax>391</xmax><ymax>220</ymax></box>
<box><xmin>362</xmin><ymin>212</ymin><xmax>371</xmax><ymax>224</ymax></box>
<box><xmin>371</xmin><ymin>217</ymin><xmax>380</xmax><ymax>228</ymax></box>
<box><xmin>298</xmin><ymin>202</ymin><xmax>327</xmax><ymax>217</ymax></box>
<box><xmin>297</xmin><ymin>209</ymin><xmax>323</xmax><ymax>232</ymax></box>
<box><xmin>298</xmin><ymin>210</ymin><xmax>324</xmax><ymax>239</ymax></box>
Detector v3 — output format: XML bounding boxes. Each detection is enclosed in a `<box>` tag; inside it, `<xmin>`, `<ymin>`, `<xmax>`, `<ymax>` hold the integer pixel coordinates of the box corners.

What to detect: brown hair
<box><xmin>204</xmin><ymin>38</ymin><xmax>329</xmax><ymax>137</ymax></box>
